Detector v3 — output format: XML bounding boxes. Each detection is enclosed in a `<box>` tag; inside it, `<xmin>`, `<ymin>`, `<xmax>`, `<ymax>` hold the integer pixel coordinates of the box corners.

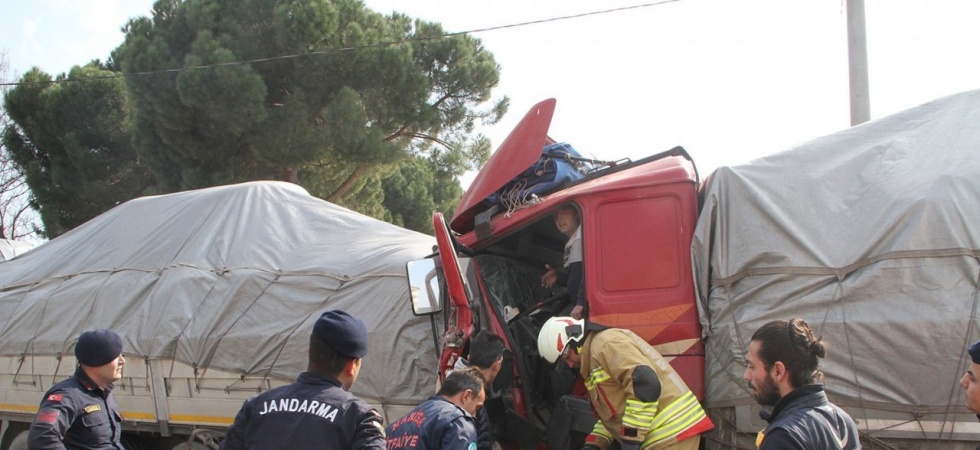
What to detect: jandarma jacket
<box><xmin>28</xmin><ymin>367</ymin><xmax>125</xmax><ymax>450</ymax></box>
<box><xmin>221</xmin><ymin>372</ymin><xmax>386</xmax><ymax>450</ymax></box>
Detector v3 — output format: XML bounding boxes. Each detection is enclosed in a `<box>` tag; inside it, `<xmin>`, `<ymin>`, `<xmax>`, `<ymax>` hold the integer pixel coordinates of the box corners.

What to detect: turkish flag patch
<box><xmin>47</xmin><ymin>393</ymin><xmax>63</xmax><ymax>402</ymax></box>
<box><xmin>37</xmin><ymin>409</ymin><xmax>59</xmax><ymax>424</ymax></box>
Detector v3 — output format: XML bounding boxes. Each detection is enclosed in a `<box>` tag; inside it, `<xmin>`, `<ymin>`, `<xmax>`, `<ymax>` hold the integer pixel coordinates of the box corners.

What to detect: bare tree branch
<box><xmin>0</xmin><ymin>49</ymin><xmax>44</xmax><ymax>245</ymax></box>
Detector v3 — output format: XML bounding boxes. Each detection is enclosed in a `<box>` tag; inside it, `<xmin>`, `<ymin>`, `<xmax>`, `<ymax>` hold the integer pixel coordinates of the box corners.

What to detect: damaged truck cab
<box><xmin>407</xmin><ymin>99</ymin><xmax>705</xmax><ymax>448</ymax></box>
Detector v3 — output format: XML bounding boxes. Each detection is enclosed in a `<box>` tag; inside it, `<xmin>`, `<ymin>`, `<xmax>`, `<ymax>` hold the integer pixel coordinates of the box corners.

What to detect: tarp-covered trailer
<box><xmin>0</xmin><ymin>181</ymin><xmax>437</xmax><ymax>450</ymax></box>
<box><xmin>694</xmin><ymin>89</ymin><xmax>980</xmax><ymax>448</ymax></box>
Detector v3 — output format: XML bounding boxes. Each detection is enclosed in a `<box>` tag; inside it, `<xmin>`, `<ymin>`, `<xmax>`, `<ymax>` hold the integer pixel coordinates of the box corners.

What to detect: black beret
<box><xmin>75</xmin><ymin>329</ymin><xmax>123</xmax><ymax>367</ymax></box>
<box><xmin>970</xmin><ymin>340</ymin><xmax>980</xmax><ymax>365</ymax></box>
<box><xmin>313</xmin><ymin>310</ymin><xmax>369</xmax><ymax>358</ymax></box>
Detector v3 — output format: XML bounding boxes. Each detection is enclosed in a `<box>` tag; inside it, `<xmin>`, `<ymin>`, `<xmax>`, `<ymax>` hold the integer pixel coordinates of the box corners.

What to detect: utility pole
<box><xmin>847</xmin><ymin>0</ymin><xmax>871</xmax><ymax>125</ymax></box>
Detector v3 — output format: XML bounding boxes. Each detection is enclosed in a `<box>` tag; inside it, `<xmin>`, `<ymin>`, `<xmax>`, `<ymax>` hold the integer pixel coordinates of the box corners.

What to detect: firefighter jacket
<box><xmin>27</xmin><ymin>367</ymin><xmax>125</xmax><ymax>450</ymax></box>
<box><xmin>385</xmin><ymin>396</ymin><xmax>478</xmax><ymax>450</ymax></box>
<box><xmin>220</xmin><ymin>372</ymin><xmax>385</xmax><ymax>450</ymax></box>
<box><xmin>451</xmin><ymin>358</ymin><xmax>494</xmax><ymax>450</ymax></box>
<box><xmin>578</xmin><ymin>328</ymin><xmax>713</xmax><ymax>450</ymax></box>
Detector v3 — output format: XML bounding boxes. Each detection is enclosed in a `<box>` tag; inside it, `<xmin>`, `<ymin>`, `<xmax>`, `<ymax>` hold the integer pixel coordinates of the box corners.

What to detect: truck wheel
<box><xmin>6</xmin><ymin>431</ymin><xmax>29</xmax><ymax>450</ymax></box>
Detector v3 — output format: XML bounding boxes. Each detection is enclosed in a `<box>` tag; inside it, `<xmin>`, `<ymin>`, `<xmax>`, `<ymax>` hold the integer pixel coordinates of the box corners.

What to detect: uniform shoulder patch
<box><xmin>37</xmin><ymin>409</ymin><xmax>59</xmax><ymax>424</ymax></box>
<box><xmin>84</xmin><ymin>404</ymin><xmax>102</xmax><ymax>414</ymax></box>
<box><xmin>47</xmin><ymin>393</ymin><xmax>63</xmax><ymax>402</ymax></box>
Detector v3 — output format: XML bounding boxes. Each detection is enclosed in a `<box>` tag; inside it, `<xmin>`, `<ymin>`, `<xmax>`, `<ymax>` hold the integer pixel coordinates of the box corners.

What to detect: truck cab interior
<box><xmin>457</xmin><ymin>205</ymin><xmax>588</xmax><ymax>449</ymax></box>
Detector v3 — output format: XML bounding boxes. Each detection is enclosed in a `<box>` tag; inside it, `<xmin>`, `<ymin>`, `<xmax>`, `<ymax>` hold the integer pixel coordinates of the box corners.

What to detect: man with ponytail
<box><xmin>743</xmin><ymin>318</ymin><xmax>860</xmax><ymax>450</ymax></box>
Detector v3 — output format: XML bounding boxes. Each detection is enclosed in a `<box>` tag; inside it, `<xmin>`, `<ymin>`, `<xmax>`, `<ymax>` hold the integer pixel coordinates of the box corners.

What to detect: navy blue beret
<box><xmin>970</xmin><ymin>340</ymin><xmax>980</xmax><ymax>365</ymax></box>
<box><xmin>76</xmin><ymin>329</ymin><xmax>123</xmax><ymax>367</ymax></box>
<box><xmin>313</xmin><ymin>310</ymin><xmax>369</xmax><ymax>358</ymax></box>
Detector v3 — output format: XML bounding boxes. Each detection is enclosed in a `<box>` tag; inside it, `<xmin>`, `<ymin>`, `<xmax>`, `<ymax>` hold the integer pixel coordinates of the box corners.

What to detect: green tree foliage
<box><xmin>113</xmin><ymin>0</ymin><xmax>507</xmax><ymax>220</ymax></box>
<box><xmin>2</xmin><ymin>65</ymin><xmax>154</xmax><ymax>237</ymax></box>
<box><xmin>381</xmin><ymin>154</ymin><xmax>464</xmax><ymax>233</ymax></box>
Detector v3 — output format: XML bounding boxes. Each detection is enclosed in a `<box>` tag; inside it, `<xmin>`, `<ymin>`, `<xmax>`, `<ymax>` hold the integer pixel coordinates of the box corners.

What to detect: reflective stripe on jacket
<box><xmin>579</xmin><ymin>329</ymin><xmax>713</xmax><ymax>450</ymax></box>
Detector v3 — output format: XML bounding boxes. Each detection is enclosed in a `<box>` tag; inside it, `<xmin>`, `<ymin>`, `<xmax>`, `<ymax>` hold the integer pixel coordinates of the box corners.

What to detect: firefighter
<box><xmin>385</xmin><ymin>367</ymin><xmax>485</xmax><ymax>450</ymax></box>
<box><xmin>450</xmin><ymin>331</ymin><xmax>505</xmax><ymax>450</ymax></box>
<box><xmin>220</xmin><ymin>310</ymin><xmax>385</xmax><ymax>450</ymax></box>
<box><xmin>28</xmin><ymin>328</ymin><xmax>127</xmax><ymax>450</ymax></box>
<box><xmin>537</xmin><ymin>317</ymin><xmax>713</xmax><ymax>450</ymax></box>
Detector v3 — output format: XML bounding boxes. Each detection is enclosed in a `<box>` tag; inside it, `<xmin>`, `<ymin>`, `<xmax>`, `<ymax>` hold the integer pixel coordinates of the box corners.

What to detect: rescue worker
<box><xmin>744</xmin><ymin>318</ymin><xmax>859</xmax><ymax>450</ymax></box>
<box><xmin>959</xmin><ymin>340</ymin><xmax>980</xmax><ymax>450</ymax></box>
<box><xmin>28</xmin><ymin>328</ymin><xmax>127</xmax><ymax>450</ymax></box>
<box><xmin>385</xmin><ymin>366</ymin><xmax>485</xmax><ymax>450</ymax></box>
<box><xmin>540</xmin><ymin>204</ymin><xmax>586</xmax><ymax>319</ymax></box>
<box><xmin>537</xmin><ymin>317</ymin><xmax>713</xmax><ymax>450</ymax></box>
<box><xmin>450</xmin><ymin>331</ymin><xmax>505</xmax><ymax>450</ymax></box>
<box><xmin>220</xmin><ymin>310</ymin><xmax>385</xmax><ymax>450</ymax></box>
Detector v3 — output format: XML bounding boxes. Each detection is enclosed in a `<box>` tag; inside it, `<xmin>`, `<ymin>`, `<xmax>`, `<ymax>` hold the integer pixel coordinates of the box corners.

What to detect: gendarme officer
<box><xmin>220</xmin><ymin>309</ymin><xmax>386</xmax><ymax>450</ymax></box>
<box><xmin>28</xmin><ymin>328</ymin><xmax>127</xmax><ymax>449</ymax></box>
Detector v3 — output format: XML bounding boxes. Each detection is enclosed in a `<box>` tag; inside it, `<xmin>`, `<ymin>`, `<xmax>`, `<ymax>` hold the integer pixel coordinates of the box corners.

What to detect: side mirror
<box><xmin>406</xmin><ymin>259</ymin><xmax>443</xmax><ymax>315</ymax></box>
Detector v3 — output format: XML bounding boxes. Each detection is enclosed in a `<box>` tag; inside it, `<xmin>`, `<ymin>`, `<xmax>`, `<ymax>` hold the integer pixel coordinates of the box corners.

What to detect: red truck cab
<box><xmin>407</xmin><ymin>99</ymin><xmax>705</xmax><ymax>449</ymax></box>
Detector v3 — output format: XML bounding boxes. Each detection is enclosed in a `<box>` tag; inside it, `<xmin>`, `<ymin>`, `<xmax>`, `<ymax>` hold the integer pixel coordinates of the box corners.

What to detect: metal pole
<box><xmin>847</xmin><ymin>0</ymin><xmax>871</xmax><ymax>125</ymax></box>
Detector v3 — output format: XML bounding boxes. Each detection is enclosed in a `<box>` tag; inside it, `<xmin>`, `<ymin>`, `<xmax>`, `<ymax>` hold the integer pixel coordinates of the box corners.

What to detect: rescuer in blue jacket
<box><xmin>28</xmin><ymin>328</ymin><xmax>127</xmax><ymax>450</ymax></box>
<box><xmin>386</xmin><ymin>367</ymin><xmax>485</xmax><ymax>450</ymax></box>
<box><xmin>450</xmin><ymin>331</ymin><xmax>505</xmax><ymax>450</ymax></box>
<box><xmin>220</xmin><ymin>310</ymin><xmax>385</xmax><ymax>450</ymax></box>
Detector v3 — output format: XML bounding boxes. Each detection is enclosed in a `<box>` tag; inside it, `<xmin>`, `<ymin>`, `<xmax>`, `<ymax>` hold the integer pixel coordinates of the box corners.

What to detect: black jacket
<box><xmin>474</xmin><ymin>407</ymin><xmax>492</xmax><ymax>450</ymax></box>
<box><xmin>759</xmin><ymin>384</ymin><xmax>860</xmax><ymax>450</ymax></box>
<box><xmin>220</xmin><ymin>372</ymin><xmax>385</xmax><ymax>450</ymax></box>
<box><xmin>28</xmin><ymin>367</ymin><xmax>125</xmax><ymax>450</ymax></box>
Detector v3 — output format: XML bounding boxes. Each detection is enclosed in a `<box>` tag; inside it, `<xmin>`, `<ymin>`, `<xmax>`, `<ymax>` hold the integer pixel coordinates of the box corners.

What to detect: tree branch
<box><xmin>326</xmin><ymin>162</ymin><xmax>370</xmax><ymax>203</ymax></box>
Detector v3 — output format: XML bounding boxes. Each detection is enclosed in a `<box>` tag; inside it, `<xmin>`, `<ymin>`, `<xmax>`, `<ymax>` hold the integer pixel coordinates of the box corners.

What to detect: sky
<box><xmin>3</xmin><ymin>0</ymin><xmax>980</xmax><ymax>182</ymax></box>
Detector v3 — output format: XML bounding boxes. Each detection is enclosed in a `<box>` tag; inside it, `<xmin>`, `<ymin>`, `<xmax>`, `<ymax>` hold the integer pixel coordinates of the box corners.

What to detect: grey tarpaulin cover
<box><xmin>0</xmin><ymin>181</ymin><xmax>436</xmax><ymax>415</ymax></box>
<box><xmin>693</xmin><ymin>90</ymin><xmax>980</xmax><ymax>420</ymax></box>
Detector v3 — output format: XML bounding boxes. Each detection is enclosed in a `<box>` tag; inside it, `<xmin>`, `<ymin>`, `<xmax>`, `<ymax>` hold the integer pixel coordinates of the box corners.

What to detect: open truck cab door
<box><xmin>430</xmin><ymin>211</ymin><xmax>474</xmax><ymax>377</ymax></box>
<box><xmin>406</xmin><ymin>212</ymin><xmax>474</xmax><ymax>379</ymax></box>
<box><xmin>406</xmin><ymin>98</ymin><xmax>706</xmax><ymax>450</ymax></box>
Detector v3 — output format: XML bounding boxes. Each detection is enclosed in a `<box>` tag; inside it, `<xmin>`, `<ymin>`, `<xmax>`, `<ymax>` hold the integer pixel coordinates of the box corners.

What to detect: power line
<box><xmin>0</xmin><ymin>0</ymin><xmax>681</xmax><ymax>88</ymax></box>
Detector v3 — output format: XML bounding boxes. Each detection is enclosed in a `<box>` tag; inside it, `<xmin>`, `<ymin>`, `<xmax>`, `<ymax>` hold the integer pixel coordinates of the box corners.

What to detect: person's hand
<box><xmin>541</xmin><ymin>264</ymin><xmax>558</xmax><ymax>288</ymax></box>
<box><xmin>570</xmin><ymin>305</ymin><xmax>584</xmax><ymax>320</ymax></box>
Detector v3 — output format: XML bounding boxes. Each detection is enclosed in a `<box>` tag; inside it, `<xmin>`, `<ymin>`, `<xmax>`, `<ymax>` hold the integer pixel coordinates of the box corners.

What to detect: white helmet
<box><xmin>537</xmin><ymin>316</ymin><xmax>585</xmax><ymax>363</ymax></box>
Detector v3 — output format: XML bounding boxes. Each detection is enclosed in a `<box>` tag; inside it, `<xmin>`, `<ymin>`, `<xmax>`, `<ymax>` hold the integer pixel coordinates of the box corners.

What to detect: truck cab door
<box><xmin>432</xmin><ymin>212</ymin><xmax>474</xmax><ymax>378</ymax></box>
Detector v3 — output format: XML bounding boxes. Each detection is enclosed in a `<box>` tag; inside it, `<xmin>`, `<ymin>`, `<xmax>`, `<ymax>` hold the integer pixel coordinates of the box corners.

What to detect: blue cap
<box><xmin>75</xmin><ymin>329</ymin><xmax>123</xmax><ymax>367</ymax></box>
<box><xmin>312</xmin><ymin>310</ymin><xmax>369</xmax><ymax>358</ymax></box>
<box><xmin>970</xmin><ymin>340</ymin><xmax>980</xmax><ymax>364</ymax></box>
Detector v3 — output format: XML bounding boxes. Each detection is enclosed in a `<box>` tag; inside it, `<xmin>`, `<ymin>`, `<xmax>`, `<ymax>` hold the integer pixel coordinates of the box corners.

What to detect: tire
<box><xmin>7</xmin><ymin>431</ymin><xmax>29</xmax><ymax>450</ymax></box>
<box><xmin>1</xmin><ymin>423</ymin><xmax>29</xmax><ymax>450</ymax></box>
